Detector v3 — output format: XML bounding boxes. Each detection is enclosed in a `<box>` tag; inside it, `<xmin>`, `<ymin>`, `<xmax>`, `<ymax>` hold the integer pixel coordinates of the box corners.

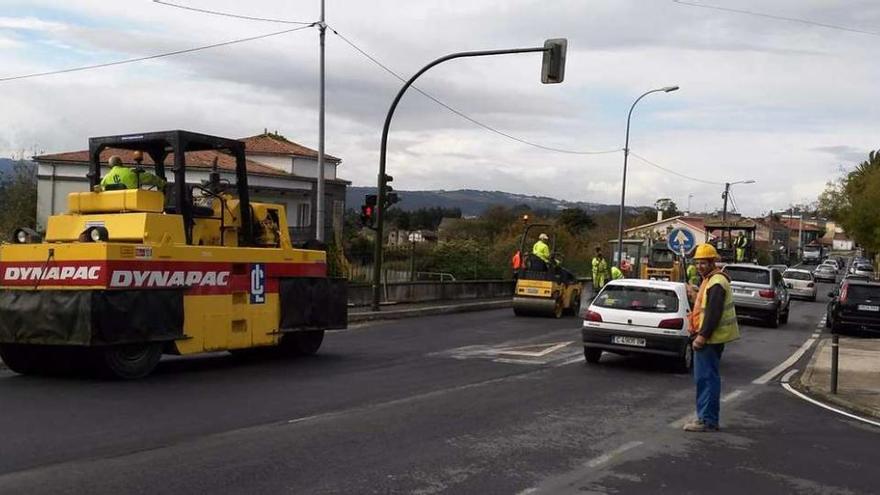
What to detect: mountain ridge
<box><xmin>346</xmin><ymin>186</ymin><xmax>650</xmax><ymax>217</ymax></box>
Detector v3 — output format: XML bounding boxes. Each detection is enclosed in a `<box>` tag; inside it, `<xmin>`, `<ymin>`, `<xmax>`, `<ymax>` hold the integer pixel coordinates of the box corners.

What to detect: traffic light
<box><xmin>360</xmin><ymin>194</ymin><xmax>377</xmax><ymax>228</ymax></box>
<box><xmin>541</xmin><ymin>38</ymin><xmax>567</xmax><ymax>84</ymax></box>
<box><xmin>381</xmin><ymin>174</ymin><xmax>400</xmax><ymax>209</ymax></box>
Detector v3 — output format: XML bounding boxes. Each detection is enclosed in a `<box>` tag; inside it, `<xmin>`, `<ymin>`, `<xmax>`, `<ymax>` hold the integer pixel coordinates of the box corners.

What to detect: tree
<box><xmin>558</xmin><ymin>208</ymin><xmax>595</xmax><ymax>236</ymax></box>
<box><xmin>654</xmin><ymin>198</ymin><xmax>680</xmax><ymax>218</ymax></box>
<box><xmin>0</xmin><ymin>161</ymin><xmax>37</xmax><ymax>240</ymax></box>
<box><xmin>817</xmin><ymin>149</ymin><xmax>880</xmax><ymax>253</ymax></box>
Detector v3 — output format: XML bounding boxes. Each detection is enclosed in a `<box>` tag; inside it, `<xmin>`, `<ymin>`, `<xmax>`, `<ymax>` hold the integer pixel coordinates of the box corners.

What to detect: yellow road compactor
<box><xmin>512</xmin><ymin>223</ymin><xmax>581</xmax><ymax>318</ymax></box>
<box><xmin>0</xmin><ymin>131</ymin><xmax>347</xmax><ymax>378</ymax></box>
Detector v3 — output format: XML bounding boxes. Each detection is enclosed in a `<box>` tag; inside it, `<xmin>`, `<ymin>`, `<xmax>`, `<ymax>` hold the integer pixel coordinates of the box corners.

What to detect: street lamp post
<box><xmin>371</xmin><ymin>41</ymin><xmax>568</xmax><ymax>311</ymax></box>
<box><xmin>615</xmin><ymin>86</ymin><xmax>679</xmax><ymax>268</ymax></box>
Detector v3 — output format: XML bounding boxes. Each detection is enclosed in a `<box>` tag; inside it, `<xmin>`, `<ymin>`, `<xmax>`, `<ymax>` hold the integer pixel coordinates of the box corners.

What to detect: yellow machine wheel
<box><xmin>279</xmin><ymin>330</ymin><xmax>325</xmax><ymax>356</ymax></box>
<box><xmin>95</xmin><ymin>343</ymin><xmax>163</xmax><ymax>380</ymax></box>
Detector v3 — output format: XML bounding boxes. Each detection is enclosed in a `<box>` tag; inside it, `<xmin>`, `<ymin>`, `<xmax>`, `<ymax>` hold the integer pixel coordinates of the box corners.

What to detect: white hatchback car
<box><xmin>783</xmin><ymin>269</ymin><xmax>817</xmax><ymax>301</ymax></box>
<box><xmin>582</xmin><ymin>279</ymin><xmax>692</xmax><ymax>372</ymax></box>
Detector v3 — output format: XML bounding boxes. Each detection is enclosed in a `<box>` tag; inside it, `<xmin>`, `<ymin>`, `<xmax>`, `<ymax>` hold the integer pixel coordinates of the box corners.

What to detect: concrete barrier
<box><xmin>348</xmin><ymin>280</ymin><xmax>515</xmax><ymax>307</ymax></box>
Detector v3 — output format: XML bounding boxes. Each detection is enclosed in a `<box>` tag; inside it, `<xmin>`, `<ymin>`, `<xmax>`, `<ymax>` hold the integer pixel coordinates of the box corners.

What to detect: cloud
<box><xmin>812</xmin><ymin>145</ymin><xmax>869</xmax><ymax>165</ymax></box>
<box><xmin>1</xmin><ymin>0</ymin><xmax>878</xmax><ymax>217</ymax></box>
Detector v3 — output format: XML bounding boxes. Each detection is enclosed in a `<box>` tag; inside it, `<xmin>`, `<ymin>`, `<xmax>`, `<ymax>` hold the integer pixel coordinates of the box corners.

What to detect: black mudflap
<box><xmin>279</xmin><ymin>278</ymin><xmax>348</xmax><ymax>331</ymax></box>
<box><xmin>0</xmin><ymin>289</ymin><xmax>184</xmax><ymax>346</ymax></box>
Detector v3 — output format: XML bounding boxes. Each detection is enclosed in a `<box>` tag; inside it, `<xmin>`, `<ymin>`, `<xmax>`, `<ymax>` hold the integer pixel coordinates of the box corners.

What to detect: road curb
<box><xmin>349</xmin><ymin>299</ymin><xmax>511</xmax><ymax>323</ymax></box>
<box><xmin>792</xmin><ymin>375</ymin><xmax>880</xmax><ymax>420</ymax></box>
<box><xmin>790</xmin><ymin>342</ymin><xmax>880</xmax><ymax>421</ymax></box>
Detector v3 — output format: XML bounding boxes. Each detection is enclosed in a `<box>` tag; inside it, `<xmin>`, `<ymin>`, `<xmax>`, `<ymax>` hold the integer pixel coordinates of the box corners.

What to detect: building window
<box><xmin>297</xmin><ymin>203</ymin><xmax>311</xmax><ymax>227</ymax></box>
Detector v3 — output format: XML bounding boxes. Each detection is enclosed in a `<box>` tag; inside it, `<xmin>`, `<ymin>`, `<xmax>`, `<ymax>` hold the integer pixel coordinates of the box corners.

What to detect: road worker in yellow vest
<box><xmin>610</xmin><ymin>266</ymin><xmax>624</xmax><ymax>280</ymax></box>
<box><xmin>684</xmin><ymin>243</ymin><xmax>740</xmax><ymax>433</ymax></box>
<box><xmin>100</xmin><ymin>153</ymin><xmax>166</xmax><ymax>191</ymax></box>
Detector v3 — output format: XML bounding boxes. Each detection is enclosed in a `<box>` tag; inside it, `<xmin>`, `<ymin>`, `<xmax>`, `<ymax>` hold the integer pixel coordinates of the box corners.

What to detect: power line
<box><xmin>672</xmin><ymin>0</ymin><xmax>880</xmax><ymax>37</ymax></box>
<box><xmin>153</xmin><ymin>0</ymin><xmax>314</xmax><ymax>25</ymax></box>
<box><xmin>328</xmin><ymin>26</ymin><xmax>622</xmax><ymax>156</ymax></box>
<box><xmin>628</xmin><ymin>151</ymin><xmax>725</xmax><ymax>185</ymax></box>
<box><xmin>0</xmin><ymin>24</ymin><xmax>315</xmax><ymax>83</ymax></box>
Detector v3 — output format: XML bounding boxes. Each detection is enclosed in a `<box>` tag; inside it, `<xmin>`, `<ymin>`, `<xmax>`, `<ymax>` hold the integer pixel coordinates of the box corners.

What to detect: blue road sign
<box><xmin>667</xmin><ymin>228</ymin><xmax>697</xmax><ymax>255</ymax></box>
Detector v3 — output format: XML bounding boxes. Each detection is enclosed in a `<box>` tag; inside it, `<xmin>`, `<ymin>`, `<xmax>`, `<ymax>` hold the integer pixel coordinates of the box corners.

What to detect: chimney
<box><xmin>657</xmin><ymin>210</ymin><xmax>664</xmax><ymax>223</ymax></box>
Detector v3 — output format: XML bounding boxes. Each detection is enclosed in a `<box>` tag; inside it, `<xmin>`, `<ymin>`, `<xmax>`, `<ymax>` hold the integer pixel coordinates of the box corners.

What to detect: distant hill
<box><xmin>346</xmin><ymin>187</ymin><xmax>649</xmax><ymax>217</ymax></box>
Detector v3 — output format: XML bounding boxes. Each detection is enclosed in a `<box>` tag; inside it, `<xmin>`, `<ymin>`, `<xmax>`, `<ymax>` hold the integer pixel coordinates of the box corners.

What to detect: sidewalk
<box><xmin>797</xmin><ymin>336</ymin><xmax>880</xmax><ymax>419</ymax></box>
<box><xmin>348</xmin><ymin>298</ymin><xmax>511</xmax><ymax>323</ymax></box>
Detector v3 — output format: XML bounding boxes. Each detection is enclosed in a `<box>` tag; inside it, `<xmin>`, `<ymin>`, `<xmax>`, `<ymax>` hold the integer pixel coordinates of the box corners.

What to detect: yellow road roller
<box><xmin>0</xmin><ymin>130</ymin><xmax>347</xmax><ymax>379</ymax></box>
<box><xmin>512</xmin><ymin>222</ymin><xmax>582</xmax><ymax>318</ymax></box>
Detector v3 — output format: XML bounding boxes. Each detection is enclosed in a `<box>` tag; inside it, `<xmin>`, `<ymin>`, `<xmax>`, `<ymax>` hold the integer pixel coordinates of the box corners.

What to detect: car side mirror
<box><xmin>786</xmin><ymin>283</ymin><xmax>793</xmax><ymax>289</ymax></box>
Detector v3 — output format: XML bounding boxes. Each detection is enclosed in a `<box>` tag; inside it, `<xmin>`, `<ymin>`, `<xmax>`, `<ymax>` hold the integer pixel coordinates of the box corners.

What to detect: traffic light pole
<box><xmin>371</xmin><ymin>46</ymin><xmax>554</xmax><ymax>311</ymax></box>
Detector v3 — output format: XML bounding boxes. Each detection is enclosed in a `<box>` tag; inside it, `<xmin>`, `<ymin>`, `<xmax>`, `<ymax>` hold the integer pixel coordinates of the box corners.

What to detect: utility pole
<box><xmin>721</xmin><ymin>182</ymin><xmax>730</xmax><ymax>248</ymax></box>
<box><xmin>315</xmin><ymin>0</ymin><xmax>326</xmax><ymax>241</ymax></box>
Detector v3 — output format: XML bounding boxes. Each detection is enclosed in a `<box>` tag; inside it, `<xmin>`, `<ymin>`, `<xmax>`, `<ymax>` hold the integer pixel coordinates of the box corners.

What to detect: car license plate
<box><xmin>733</xmin><ymin>289</ymin><xmax>749</xmax><ymax>295</ymax></box>
<box><xmin>612</xmin><ymin>336</ymin><xmax>646</xmax><ymax>347</ymax></box>
<box><xmin>526</xmin><ymin>288</ymin><xmax>539</xmax><ymax>294</ymax></box>
<box><xmin>858</xmin><ymin>305</ymin><xmax>880</xmax><ymax>312</ymax></box>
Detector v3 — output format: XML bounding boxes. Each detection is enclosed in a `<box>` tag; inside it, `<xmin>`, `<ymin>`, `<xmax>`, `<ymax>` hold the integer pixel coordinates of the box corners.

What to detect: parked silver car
<box><xmin>783</xmin><ymin>269</ymin><xmax>817</xmax><ymax>301</ymax></box>
<box><xmin>850</xmin><ymin>263</ymin><xmax>875</xmax><ymax>279</ymax></box>
<box><xmin>723</xmin><ymin>264</ymin><xmax>791</xmax><ymax>328</ymax></box>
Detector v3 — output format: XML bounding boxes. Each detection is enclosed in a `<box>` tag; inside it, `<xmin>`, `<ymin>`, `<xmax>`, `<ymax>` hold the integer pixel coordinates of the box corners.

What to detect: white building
<box><xmin>34</xmin><ymin>131</ymin><xmax>348</xmax><ymax>242</ymax></box>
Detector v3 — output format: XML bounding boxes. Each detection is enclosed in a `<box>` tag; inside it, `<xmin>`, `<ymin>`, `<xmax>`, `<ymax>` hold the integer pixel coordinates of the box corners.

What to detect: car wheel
<box><xmin>780</xmin><ymin>308</ymin><xmax>790</xmax><ymax>325</ymax></box>
<box><xmin>825</xmin><ymin>314</ymin><xmax>832</xmax><ymax>328</ymax></box>
<box><xmin>584</xmin><ymin>347</ymin><xmax>602</xmax><ymax>364</ymax></box>
<box><xmin>766</xmin><ymin>309</ymin><xmax>780</xmax><ymax>328</ymax></box>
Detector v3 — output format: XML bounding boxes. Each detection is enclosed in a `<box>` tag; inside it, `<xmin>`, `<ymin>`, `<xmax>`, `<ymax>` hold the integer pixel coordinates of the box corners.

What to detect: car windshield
<box><xmin>725</xmin><ymin>267</ymin><xmax>770</xmax><ymax>285</ymax></box>
<box><xmin>816</xmin><ymin>266</ymin><xmax>835</xmax><ymax>272</ymax></box>
<box><xmin>594</xmin><ymin>286</ymin><xmax>680</xmax><ymax>313</ymax></box>
<box><xmin>846</xmin><ymin>285</ymin><xmax>880</xmax><ymax>301</ymax></box>
<box><xmin>784</xmin><ymin>271</ymin><xmax>811</xmax><ymax>281</ymax></box>
<box><xmin>855</xmin><ymin>264</ymin><xmax>874</xmax><ymax>272</ymax></box>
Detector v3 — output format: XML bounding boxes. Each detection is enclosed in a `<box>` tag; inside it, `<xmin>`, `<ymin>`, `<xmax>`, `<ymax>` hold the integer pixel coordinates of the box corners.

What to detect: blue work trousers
<box><xmin>694</xmin><ymin>343</ymin><xmax>725</xmax><ymax>427</ymax></box>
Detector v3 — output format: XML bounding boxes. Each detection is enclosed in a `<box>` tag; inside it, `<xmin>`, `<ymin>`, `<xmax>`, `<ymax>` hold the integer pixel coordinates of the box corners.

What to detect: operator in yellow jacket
<box><xmin>611</xmin><ymin>266</ymin><xmax>624</xmax><ymax>280</ymax></box>
<box><xmin>100</xmin><ymin>154</ymin><xmax>166</xmax><ymax>190</ymax></box>
<box><xmin>532</xmin><ymin>233</ymin><xmax>552</xmax><ymax>267</ymax></box>
<box><xmin>684</xmin><ymin>243</ymin><xmax>740</xmax><ymax>433</ymax></box>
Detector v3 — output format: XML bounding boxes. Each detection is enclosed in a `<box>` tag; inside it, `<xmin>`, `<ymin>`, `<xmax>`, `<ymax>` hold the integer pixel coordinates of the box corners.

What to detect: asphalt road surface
<box><xmin>0</xmin><ymin>281</ymin><xmax>876</xmax><ymax>494</ymax></box>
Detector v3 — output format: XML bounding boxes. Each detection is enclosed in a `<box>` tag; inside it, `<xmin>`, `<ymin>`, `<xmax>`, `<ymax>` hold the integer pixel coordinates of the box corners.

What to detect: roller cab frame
<box><xmin>0</xmin><ymin>130</ymin><xmax>347</xmax><ymax>379</ymax></box>
<box><xmin>512</xmin><ymin>222</ymin><xmax>582</xmax><ymax>318</ymax></box>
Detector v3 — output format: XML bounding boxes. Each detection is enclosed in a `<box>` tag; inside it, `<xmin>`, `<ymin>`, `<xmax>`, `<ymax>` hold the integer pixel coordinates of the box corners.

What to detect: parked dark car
<box><xmin>826</xmin><ymin>281</ymin><xmax>880</xmax><ymax>336</ymax></box>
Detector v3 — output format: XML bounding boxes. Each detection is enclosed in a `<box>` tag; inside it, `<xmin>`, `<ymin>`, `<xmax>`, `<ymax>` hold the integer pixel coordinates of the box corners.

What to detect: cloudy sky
<box><xmin>1</xmin><ymin>0</ymin><xmax>878</xmax><ymax>215</ymax></box>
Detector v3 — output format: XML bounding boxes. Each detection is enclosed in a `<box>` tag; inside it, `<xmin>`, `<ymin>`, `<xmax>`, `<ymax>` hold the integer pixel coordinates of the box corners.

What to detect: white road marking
<box><xmin>721</xmin><ymin>389</ymin><xmax>744</xmax><ymax>403</ymax></box>
<box><xmin>489</xmin><ymin>341</ymin><xmax>573</xmax><ymax>357</ymax></box>
<box><xmin>780</xmin><ymin>369</ymin><xmax>798</xmax><ymax>383</ymax></box>
<box><xmin>670</xmin><ymin>388</ymin><xmax>746</xmax><ymax>427</ymax></box>
<box><xmin>493</xmin><ymin>358</ymin><xmax>544</xmax><ymax>365</ymax></box>
<box><xmin>554</xmin><ymin>355</ymin><xmax>586</xmax><ymax>368</ymax></box>
<box><xmin>585</xmin><ymin>441</ymin><xmax>644</xmax><ymax>468</ymax></box>
<box><xmin>752</xmin><ymin>336</ymin><xmax>818</xmax><ymax>385</ymax></box>
<box><xmin>782</xmin><ymin>381</ymin><xmax>880</xmax><ymax>429</ymax></box>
